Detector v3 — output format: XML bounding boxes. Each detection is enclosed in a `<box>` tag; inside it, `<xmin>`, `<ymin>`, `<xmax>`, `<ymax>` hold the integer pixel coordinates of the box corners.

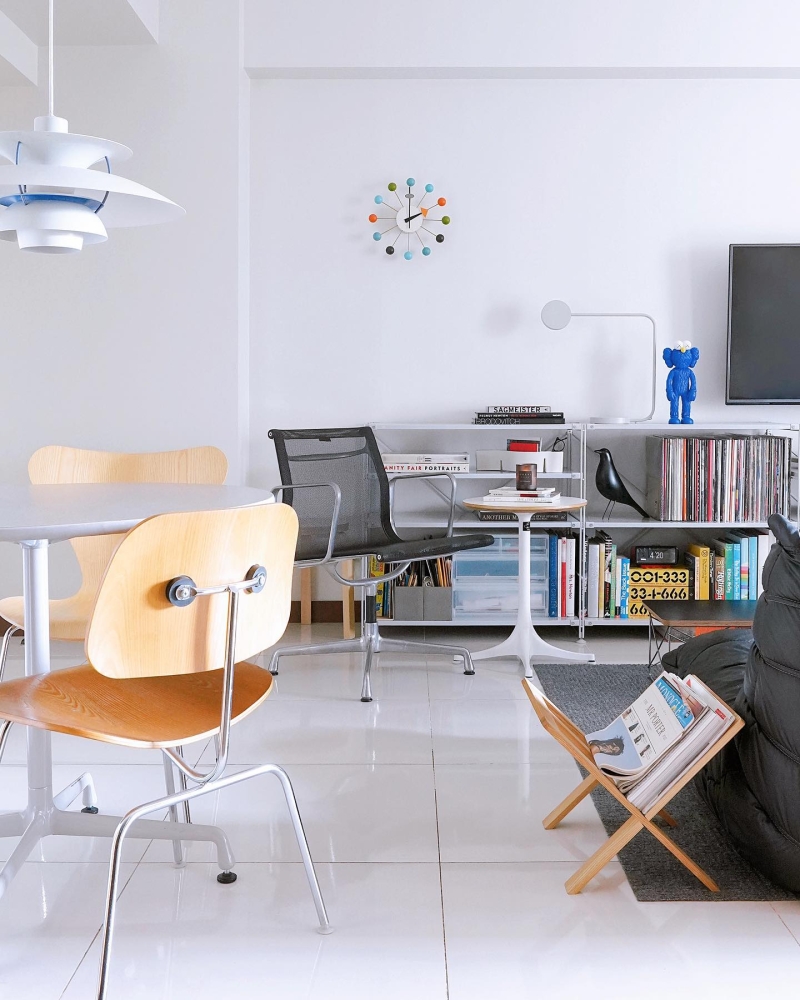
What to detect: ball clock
<box><xmin>368</xmin><ymin>178</ymin><xmax>451</xmax><ymax>259</ymax></box>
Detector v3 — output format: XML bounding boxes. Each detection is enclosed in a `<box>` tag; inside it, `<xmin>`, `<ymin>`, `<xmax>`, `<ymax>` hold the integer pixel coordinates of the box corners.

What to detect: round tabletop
<box><xmin>0</xmin><ymin>483</ymin><xmax>274</xmax><ymax>543</ymax></box>
<box><xmin>463</xmin><ymin>495</ymin><xmax>587</xmax><ymax>514</ymax></box>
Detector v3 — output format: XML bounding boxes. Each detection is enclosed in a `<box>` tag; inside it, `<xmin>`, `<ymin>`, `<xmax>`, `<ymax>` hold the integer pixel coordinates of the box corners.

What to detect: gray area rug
<box><xmin>535</xmin><ymin>662</ymin><xmax>797</xmax><ymax>902</ymax></box>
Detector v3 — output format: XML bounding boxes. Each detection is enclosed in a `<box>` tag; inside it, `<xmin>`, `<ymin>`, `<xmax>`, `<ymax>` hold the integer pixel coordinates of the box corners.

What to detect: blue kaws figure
<box><xmin>663</xmin><ymin>340</ymin><xmax>699</xmax><ymax>424</ymax></box>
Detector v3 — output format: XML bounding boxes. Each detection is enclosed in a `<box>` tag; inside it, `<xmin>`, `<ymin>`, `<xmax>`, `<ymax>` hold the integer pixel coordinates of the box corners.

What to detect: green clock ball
<box><xmin>442</xmin><ymin>216</ymin><xmax>450</xmax><ymax>225</ymax></box>
<box><xmin>388</xmin><ymin>182</ymin><xmax>397</xmax><ymax>191</ymax></box>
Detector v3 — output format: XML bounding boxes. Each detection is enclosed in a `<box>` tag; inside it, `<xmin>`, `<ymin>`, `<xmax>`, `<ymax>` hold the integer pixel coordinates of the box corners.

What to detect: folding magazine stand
<box><xmin>523</xmin><ymin>679</ymin><xmax>744</xmax><ymax>895</ymax></box>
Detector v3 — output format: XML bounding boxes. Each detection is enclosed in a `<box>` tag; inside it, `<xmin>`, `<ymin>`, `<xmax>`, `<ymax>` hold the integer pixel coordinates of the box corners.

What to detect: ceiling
<box><xmin>0</xmin><ymin>0</ymin><xmax>157</xmax><ymax>47</ymax></box>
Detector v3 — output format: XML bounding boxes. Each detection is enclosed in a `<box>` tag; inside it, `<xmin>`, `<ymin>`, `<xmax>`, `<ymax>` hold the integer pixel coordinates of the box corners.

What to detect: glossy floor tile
<box><xmin>0</xmin><ymin>623</ymin><xmax>797</xmax><ymax>998</ymax></box>
<box><xmin>61</xmin><ymin>863</ymin><xmax>448</xmax><ymax>1000</ymax></box>
<box><xmin>441</xmin><ymin>862</ymin><xmax>800</xmax><ymax>999</ymax></box>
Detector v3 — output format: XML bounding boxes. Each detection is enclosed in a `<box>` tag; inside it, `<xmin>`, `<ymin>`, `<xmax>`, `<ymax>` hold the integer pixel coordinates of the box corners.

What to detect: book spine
<box><xmin>756</xmin><ymin>532</ymin><xmax>770</xmax><ymax>599</ymax></box>
<box><xmin>683</xmin><ymin>553</ymin><xmax>697</xmax><ymax>601</ymax></box>
<box><xmin>620</xmin><ymin>558</ymin><xmax>630</xmax><ymax>619</ymax></box>
<box><xmin>587</xmin><ymin>544</ymin><xmax>600</xmax><ymax>619</ymax></box>
<box><xmin>486</xmin><ymin>405</ymin><xmax>551</xmax><ymax>413</ymax></box>
<box><xmin>567</xmin><ymin>537</ymin><xmax>576</xmax><ymax>618</ymax></box>
<box><xmin>384</xmin><ymin>463</ymin><xmax>470</xmax><ymax>473</ymax></box>
<box><xmin>739</xmin><ymin>537</ymin><xmax>749</xmax><ymax>601</ymax></box>
<box><xmin>614</xmin><ymin>555</ymin><xmax>622</xmax><ymax>616</ymax></box>
<box><xmin>730</xmin><ymin>543</ymin><xmax>740</xmax><ymax>600</ymax></box>
<box><xmin>749</xmin><ymin>535</ymin><xmax>758</xmax><ymax>601</ymax></box>
<box><xmin>548</xmin><ymin>533</ymin><xmax>558</xmax><ymax>617</ymax></box>
<box><xmin>714</xmin><ymin>554</ymin><xmax>726</xmax><ymax>600</ymax></box>
<box><xmin>474</xmin><ymin>416</ymin><xmax>565</xmax><ymax>425</ymax></box>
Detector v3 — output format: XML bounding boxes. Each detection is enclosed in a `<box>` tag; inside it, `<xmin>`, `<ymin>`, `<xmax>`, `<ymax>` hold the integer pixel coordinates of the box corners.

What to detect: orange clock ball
<box><xmin>369</xmin><ymin>213</ymin><xmax>378</xmax><ymax>223</ymax></box>
<box><xmin>437</xmin><ymin>197</ymin><xmax>447</xmax><ymax>206</ymax></box>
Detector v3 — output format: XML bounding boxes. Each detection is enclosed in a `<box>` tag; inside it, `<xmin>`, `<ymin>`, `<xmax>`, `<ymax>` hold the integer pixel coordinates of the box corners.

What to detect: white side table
<box><xmin>462</xmin><ymin>496</ymin><xmax>595</xmax><ymax>677</ymax></box>
<box><xmin>0</xmin><ymin>483</ymin><xmax>272</xmax><ymax>900</ymax></box>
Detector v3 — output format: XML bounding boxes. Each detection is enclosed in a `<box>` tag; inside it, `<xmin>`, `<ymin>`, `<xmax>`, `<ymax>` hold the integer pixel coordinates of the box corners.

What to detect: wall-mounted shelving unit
<box><xmin>373</xmin><ymin>420</ymin><xmax>799</xmax><ymax>636</ymax></box>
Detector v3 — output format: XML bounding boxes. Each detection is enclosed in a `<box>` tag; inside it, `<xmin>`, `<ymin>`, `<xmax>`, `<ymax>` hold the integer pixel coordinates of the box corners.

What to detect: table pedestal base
<box><xmin>471</xmin><ymin>514</ymin><xmax>595</xmax><ymax>678</ymax></box>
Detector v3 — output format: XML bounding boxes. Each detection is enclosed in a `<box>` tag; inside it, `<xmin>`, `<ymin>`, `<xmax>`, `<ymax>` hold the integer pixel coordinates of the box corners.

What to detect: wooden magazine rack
<box><xmin>523</xmin><ymin>678</ymin><xmax>744</xmax><ymax>895</ymax></box>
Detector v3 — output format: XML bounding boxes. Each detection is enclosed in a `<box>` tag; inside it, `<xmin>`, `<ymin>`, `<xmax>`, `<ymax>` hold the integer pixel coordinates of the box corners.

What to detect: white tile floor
<box><xmin>1</xmin><ymin>625</ymin><xmax>799</xmax><ymax>999</ymax></box>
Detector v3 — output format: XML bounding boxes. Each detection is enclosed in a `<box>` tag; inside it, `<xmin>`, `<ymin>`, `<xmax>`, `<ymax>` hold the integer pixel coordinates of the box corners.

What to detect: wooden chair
<box><xmin>0</xmin><ymin>503</ymin><xmax>329</xmax><ymax>999</ymax></box>
<box><xmin>522</xmin><ymin>678</ymin><xmax>744</xmax><ymax>895</ymax></box>
<box><xmin>0</xmin><ymin>445</ymin><xmax>228</xmax><ymax>670</ymax></box>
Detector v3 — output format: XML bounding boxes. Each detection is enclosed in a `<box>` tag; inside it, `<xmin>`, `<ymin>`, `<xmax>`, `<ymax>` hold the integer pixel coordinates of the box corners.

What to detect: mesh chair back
<box><xmin>269</xmin><ymin>427</ymin><xmax>399</xmax><ymax>561</ymax></box>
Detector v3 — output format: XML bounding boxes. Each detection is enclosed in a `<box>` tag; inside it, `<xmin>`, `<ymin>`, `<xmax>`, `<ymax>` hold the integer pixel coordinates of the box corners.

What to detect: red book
<box><xmin>508</xmin><ymin>440</ymin><xmax>540</xmax><ymax>452</ymax></box>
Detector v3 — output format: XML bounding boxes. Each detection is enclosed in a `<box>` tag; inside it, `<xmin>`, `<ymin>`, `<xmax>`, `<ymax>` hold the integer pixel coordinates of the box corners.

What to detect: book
<box><xmin>587</xmin><ymin>542</ymin><xmax>601</xmax><ymax>619</ymax></box>
<box><xmin>713</xmin><ymin>554</ymin><xmax>726</xmax><ymax>600</ymax></box>
<box><xmin>485</xmin><ymin>405</ymin><xmax>552</xmax><ymax>413</ymax></box>
<box><xmin>619</xmin><ymin>557</ymin><xmax>630</xmax><ymax>618</ymax></box>
<box><xmin>507</xmin><ymin>439</ymin><xmax>541</xmax><ymax>452</ymax></box>
<box><xmin>474</xmin><ymin>413</ymin><xmax>566</xmax><ymax>425</ymax></box>
<box><xmin>566</xmin><ymin>536</ymin><xmax>576</xmax><ymax>618</ymax></box>
<box><xmin>687</xmin><ymin>544</ymin><xmax>711</xmax><ymax>601</ymax></box>
<box><xmin>488</xmin><ymin>487</ymin><xmax>557</xmax><ymax>497</ymax></box>
<box><xmin>586</xmin><ymin>673</ymin><xmax>704</xmax><ymax>792</ymax></box>
<box><xmin>384</xmin><ymin>462</ymin><xmax>470</xmax><ymax>473</ymax></box>
<box><xmin>476</xmin><ymin>510</ymin><xmax>567</xmax><ymax>522</ymax></box>
<box><xmin>382</xmin><ymin>453</ymin><xmax>470</xmax><ymax>473</ymax></box>
<box><xmin>548</xmin><ymin>533</ymin><xmax>559</xmax><ymax>617</ymax></box>
<box><xmin>683</xmin><ymin>551</ymin><xmax>698</xmax><ymax>600</ymax></box>
<box><xmin>756</xmin><ymin>532</ymin><xmax>772</xmax><ymax>599</ymax></box>
<box><xmin>479</xmin><ymin>494</ymin><xmax>562</xmax><ymax>505</ymax></box>
<box><xmin>627</xmin><ymin>565</ymin><xmax>690</xmax><ymax>617</ymax></box>
<box><xmin>713</xmin><ymin>540</ymin><xmax>735</xmax><ymax>599</ymax></box>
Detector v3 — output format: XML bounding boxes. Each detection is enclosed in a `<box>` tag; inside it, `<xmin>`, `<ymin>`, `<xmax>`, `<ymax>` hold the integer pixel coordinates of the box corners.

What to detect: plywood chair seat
<box><xmin>0</xmin><ymin>660</ymin><xmax>272</xmax><ymax>748</ymax></box>
<box><xmin>0</xmin><ymin>594</ymin><xmax>94</xmax><ymax>641</ymax></box>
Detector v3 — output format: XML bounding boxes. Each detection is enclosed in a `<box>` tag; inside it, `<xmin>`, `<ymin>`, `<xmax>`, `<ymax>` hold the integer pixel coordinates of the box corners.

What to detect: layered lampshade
<box><xmin>0</xmin><ymin>114</ymin><xmax>184</xmax><ymax>254</ymax></box>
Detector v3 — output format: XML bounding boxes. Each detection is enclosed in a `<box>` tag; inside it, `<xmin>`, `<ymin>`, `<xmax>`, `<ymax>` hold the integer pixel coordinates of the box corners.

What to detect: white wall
<box><xmin>0</xmin><ymin>0</ymin><xmax>247</xmax><ymax>596</ymax></box>
<box><xmin>248</xmin><ymin>77</ymin><xmax>800</xmax><ymax>593</ymax></box>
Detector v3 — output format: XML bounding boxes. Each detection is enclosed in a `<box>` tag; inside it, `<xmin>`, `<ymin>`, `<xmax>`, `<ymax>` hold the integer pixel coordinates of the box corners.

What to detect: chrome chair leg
<box><xmin>161</xmin><ymin>752</ymin><xmax>185</xmax><ymax>867</ymax></box>
<box><xmin>0</xmin><ymin>626</ymin><xmax>22</xmax><ymax>684</ymax></box>
<box><xmin>176</xmin><ymin>745</ymin><xmax>191</xmax><ymax>825</ymax></box>
<box><xmin>0</xmin><ymin>719</ymin><xmax>13</xmax><ymax>764</ymax></box>
<box><xmin>96</xmin><ymin>762</ymin><xmax>330</xmax><ymax>1000</ymax></box>
<box><xmin>268</xmin><ymin>636</ymin><xmax>367</xmax><ymax>676</ymax></box>
<box><xmin>360</xmin><ymin>638</ymin><xmax>376</xmax><ymax>703</ymax></box>
<box><xmin>377</xmin><ymin>636</ymin><xmax>475</xmax><ymax>675</ymax></box>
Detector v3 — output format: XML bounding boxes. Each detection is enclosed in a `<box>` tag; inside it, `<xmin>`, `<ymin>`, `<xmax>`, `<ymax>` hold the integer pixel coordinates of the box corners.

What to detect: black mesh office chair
<box><xmin>269</xmin><ymin>427</ymin><xmax>494</xmax><ymax>701</ymax></box>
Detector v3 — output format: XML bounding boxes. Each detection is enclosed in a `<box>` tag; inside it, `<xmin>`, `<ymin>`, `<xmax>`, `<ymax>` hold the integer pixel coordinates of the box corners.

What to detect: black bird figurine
<box><xmin>594</xmin><ymin>448</ymin><xmax>650</xmax><ymax>519</ymax></box>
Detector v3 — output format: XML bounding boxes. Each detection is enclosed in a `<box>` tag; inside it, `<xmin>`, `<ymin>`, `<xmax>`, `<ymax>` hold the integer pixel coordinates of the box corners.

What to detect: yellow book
<box><xmin>688</xmin><ymin>544</ymin><xmax>711</xmax><ymax>601</ymax></box>
<box><xmin>627</xmin><ymin>566</ymin><xmax>690</xmax><ymax>617</ymax></box>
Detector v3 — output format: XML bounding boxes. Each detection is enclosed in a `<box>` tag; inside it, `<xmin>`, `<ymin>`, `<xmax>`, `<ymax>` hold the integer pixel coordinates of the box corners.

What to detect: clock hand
<box><xmin>404</xmin><ymin>211</ymin><xmax>423</xmax><ymax>224</ymax></box>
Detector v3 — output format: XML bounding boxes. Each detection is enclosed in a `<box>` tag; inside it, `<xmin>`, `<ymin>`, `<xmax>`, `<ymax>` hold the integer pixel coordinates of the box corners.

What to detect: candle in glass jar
<box><xmin>516</xmin><ymin>463</ymin><xmax>537</xmax><ymax>490</ymax></box>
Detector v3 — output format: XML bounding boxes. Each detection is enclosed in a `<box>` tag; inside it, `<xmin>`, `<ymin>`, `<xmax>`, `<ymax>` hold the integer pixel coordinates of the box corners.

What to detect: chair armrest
<box><xmin>387</xmin><ymin>471</ymin><xmax>457</xmax><ymax>537</ymax></box>
<box><xmin>271</xmin><ymin>482</ymin><xmax>342</xmax><ymax>566</ymax></box>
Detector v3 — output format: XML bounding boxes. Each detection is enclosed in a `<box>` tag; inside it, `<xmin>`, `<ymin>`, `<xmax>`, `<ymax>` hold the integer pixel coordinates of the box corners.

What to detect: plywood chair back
<box><xmin>87</xmin><ymin>503</ymin><xmax>298</xmax><ymax>679</ymax></box>
<box><xmin>28</xmin><ymin>445</ymin><xmax>228</xmax><ymax>610</ymax></box>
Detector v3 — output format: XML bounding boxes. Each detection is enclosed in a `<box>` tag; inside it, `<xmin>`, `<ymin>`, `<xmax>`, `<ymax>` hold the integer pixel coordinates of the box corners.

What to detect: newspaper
<box><xmin>586</xmin><ymin>673</ymin><xmax>707</xmax><ymax>793</ymax></box>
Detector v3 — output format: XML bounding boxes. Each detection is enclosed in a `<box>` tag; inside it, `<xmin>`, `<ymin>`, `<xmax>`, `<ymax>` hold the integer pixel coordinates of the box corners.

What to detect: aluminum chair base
<box><xmin>97</xmin><ymin>761</ymin><xmax>331</xmax><ymax>999</ymax></box>
<box><xmin>269</xmin><ymin>620</ymin><xmax>475</xmax><ymax>702</ymax></box>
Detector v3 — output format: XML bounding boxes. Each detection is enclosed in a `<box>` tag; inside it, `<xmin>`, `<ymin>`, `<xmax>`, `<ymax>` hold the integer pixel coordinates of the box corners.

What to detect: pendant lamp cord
<box><xmin>48</xmin><ymin>0</ymin><xmax>54</xmax><ymax>116</ymax></box>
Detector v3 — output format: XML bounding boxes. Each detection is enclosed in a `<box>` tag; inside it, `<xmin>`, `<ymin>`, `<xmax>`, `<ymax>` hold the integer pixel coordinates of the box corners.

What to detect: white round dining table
<box><xmin>0</xmin><ymin>482</ymin><xmax>273</xmax><ymax>899</ymax></box>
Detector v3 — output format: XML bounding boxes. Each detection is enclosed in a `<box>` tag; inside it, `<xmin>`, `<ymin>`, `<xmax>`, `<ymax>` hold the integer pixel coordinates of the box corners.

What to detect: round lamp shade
<box><xmin>0</xmin><ymin>120</ymin><xmax>183</xmax><ymax>254</ymax></box>
<box><xmin>541</xmin><ymin>300</ymin><xmax>573</xmax><ymax>331</ymax></box>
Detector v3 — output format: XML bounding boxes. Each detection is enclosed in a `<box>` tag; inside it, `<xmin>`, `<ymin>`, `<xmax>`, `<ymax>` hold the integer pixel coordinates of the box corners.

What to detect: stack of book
<box><xmin>381</xmin><ymin>452</ymin><xmax>469</xmax><ymax>473</ymax></box>
<box><xmin>474</xmin><ymin>405</ymin><xmax>565</xmax><ymax>425</ymax></box>
<box><xmin>587</xmin><ymin>671</ymin><xmax>736</xmax><ymax>814</ymax></box>
<box><xmin>644</xmin><ymin>435</ymin><xmax>792</xmax><ymax>521</ymax></box>
<box><xmin>480</xmin><ymin>486</ymin><xmax>562</xmax><ymax>505</ymax></box>
<box><xmin>693</xmin><ymin>532</ymin><xmax>773</xmax><ymax>602</ymax></box>
<box><xmin>548</xmin><ymin>533</ymin><xmax>577</xmax><ymax>618</ymax></box>
<box><xmin>587</xmin><ymin>533</ymin><xmax>632</xmax><ymax>618</ymax></box>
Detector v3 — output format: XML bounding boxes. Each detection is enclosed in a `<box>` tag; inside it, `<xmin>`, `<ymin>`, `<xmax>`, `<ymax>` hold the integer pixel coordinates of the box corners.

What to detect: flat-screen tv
<box><xmin>727</xmin><ymin>244</ymin><xmax>800</xmax><ymax>403</ymax></box>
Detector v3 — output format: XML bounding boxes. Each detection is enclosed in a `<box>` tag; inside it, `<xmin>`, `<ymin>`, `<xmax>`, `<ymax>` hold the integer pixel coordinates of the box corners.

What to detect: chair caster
<box><xmin>81</xmin><ymin>806</ymin><xmax>99</xmax><ymax>814</ymax></box>
<box><xmin>217</xmin><ymin>870</ymin><xmax>237</xmax><ymax>884</ymax></box>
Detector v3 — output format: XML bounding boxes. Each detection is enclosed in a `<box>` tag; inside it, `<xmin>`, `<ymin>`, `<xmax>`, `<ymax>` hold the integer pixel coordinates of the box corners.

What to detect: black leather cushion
<box><xmin>661</xmin><ymin>629</ymin><xmax>753</xmax><ymax>708</ymax></box>
<box><xmin>665</xmin><ymin>514</ymin><xmax>800</xmax><ymax>892</ymax></box>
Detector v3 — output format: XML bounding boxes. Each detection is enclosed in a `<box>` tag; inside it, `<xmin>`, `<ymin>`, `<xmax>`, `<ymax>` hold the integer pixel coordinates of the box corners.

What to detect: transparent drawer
<box><xmin>453</xmin><ymin>554</ymin><xmax>549</xmax><ymax>581</ymax></box>
<box><xmin>452</xmin><ymin>578</ymin><xmax>549</xmax><ymax>618</ymax></box>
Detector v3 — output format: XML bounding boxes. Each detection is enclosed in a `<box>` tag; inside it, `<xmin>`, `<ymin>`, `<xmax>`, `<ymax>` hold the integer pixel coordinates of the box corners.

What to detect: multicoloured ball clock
<box><xmin>368</xmin><ymin>178</ymin><xmax>451</xmax><ymax>259</ymax></box>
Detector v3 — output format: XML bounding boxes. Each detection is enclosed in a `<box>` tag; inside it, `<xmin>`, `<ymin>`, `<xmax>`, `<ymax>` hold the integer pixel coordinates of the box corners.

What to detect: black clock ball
<box><xmin>436</xmin><ymin>234</ymin><xmax>445</xmax><ymax>243</ymax></box>
<box><xmin>385</xmin><ymin>246</ymin><xmax>394</xmax><ymax>255</ymax></box>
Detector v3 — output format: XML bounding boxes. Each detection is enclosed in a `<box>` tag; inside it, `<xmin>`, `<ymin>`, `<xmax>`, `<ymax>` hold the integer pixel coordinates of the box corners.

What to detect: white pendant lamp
<box><xmin>0</xmin><ymin>0</ymin><xmax>183</xmax><ymax>254</ymax></box>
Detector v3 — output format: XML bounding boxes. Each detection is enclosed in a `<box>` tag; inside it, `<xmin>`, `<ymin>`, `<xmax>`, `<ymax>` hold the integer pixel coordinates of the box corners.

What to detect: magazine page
<box><xmin>586</xmin><ymin>673</ymin><xmax>696</xmax><ymax>777</ymax></box>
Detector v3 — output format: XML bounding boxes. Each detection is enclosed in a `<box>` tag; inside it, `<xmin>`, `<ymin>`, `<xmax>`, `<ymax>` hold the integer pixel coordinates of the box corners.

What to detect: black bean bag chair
<box><xmin>662</xmin><ymin>513</ymin><xmax>800</xmax><ymax>892</ymax></box>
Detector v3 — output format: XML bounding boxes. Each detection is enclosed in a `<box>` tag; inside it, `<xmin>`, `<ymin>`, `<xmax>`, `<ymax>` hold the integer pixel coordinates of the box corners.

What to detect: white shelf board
<box><xmin>586</xmin><ymin>519</ymin><xmax>770</xmax><ymax>529</ymax></box>
<box><xmin>396</xmin><ymin>517</ymin><xmax>579</xmax><ymax>530</ymax></box>
<box><xmin>373</xmin><ymin>422</ymin><xmax>580</xmax><ymax>431</ymax></box>
<box><xmin>379</xmin><ymin>616</ymin><xmax>580</xmax><ymax>627</ymax></box>
<box><xmin>586</xmin><ymin>421</ymin><xmax>797</xmax><ymax>432</ymax></box>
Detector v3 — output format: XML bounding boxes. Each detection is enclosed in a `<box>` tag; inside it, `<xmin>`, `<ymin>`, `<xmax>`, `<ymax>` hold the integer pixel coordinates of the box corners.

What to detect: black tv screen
<box><xmin>727</xmin><ymin>244</ymin><xmax>800</xmax><ymax>403</ymax></box>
